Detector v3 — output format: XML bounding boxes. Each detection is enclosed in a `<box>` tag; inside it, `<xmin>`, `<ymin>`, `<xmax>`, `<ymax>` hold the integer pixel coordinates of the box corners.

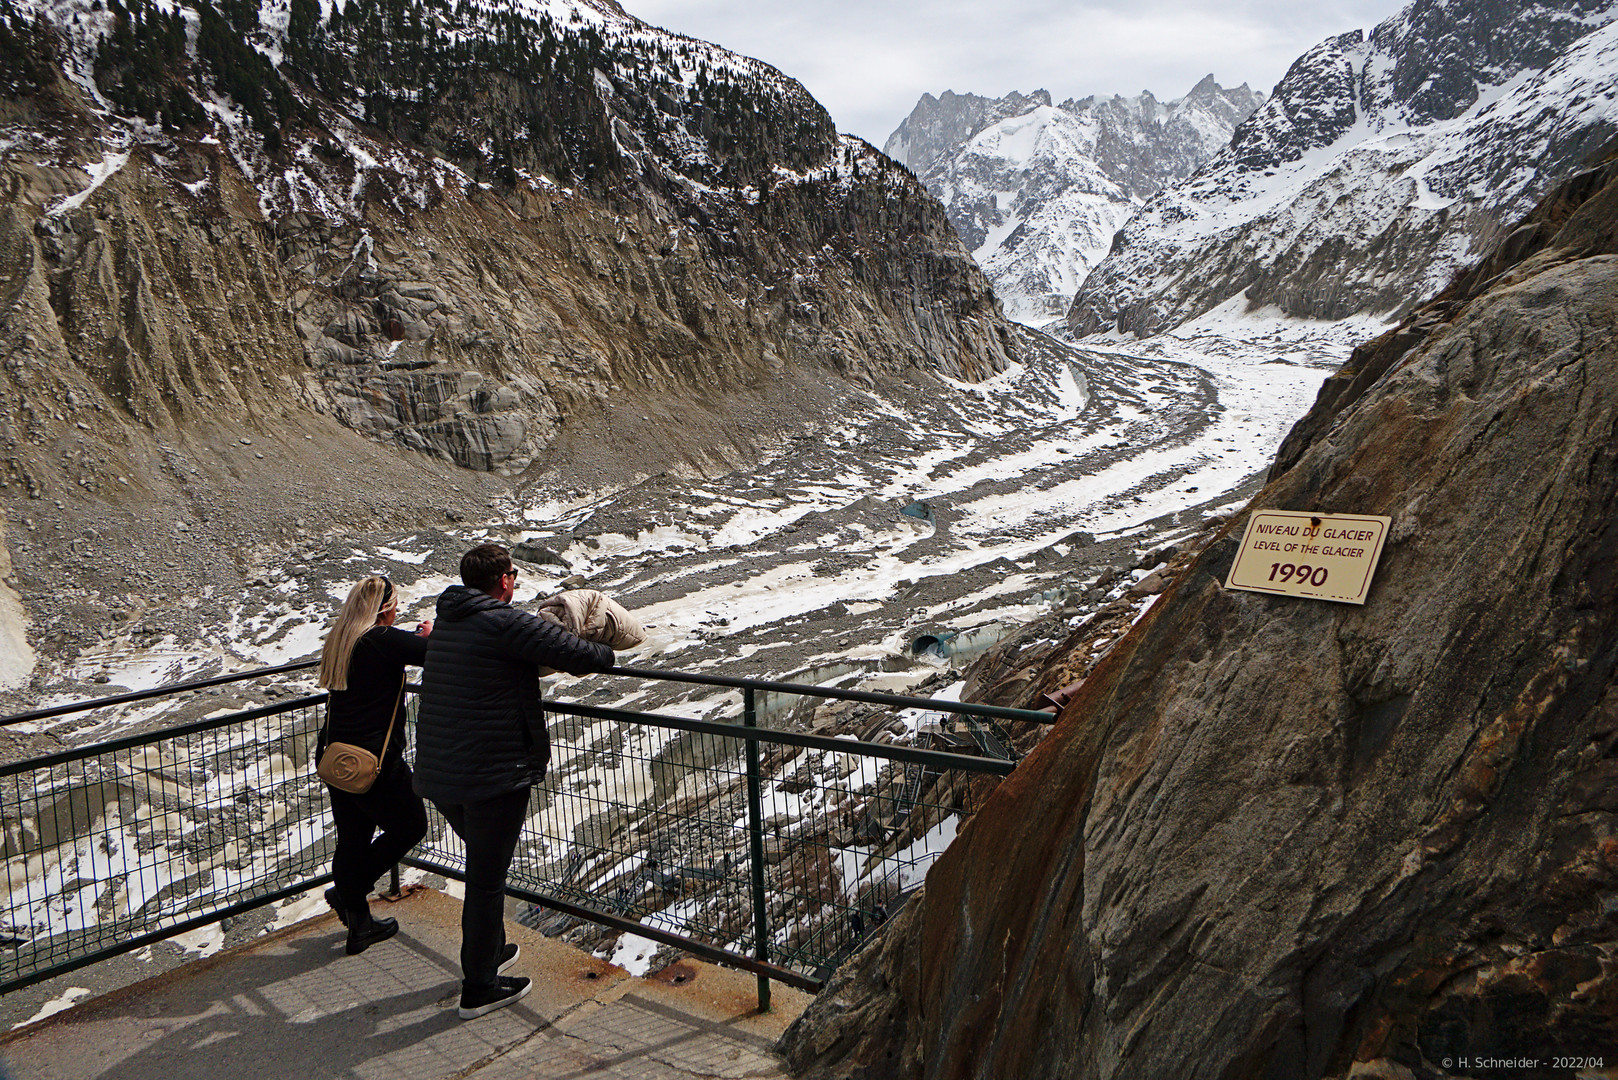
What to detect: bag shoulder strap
<box><xmin>377</xmin><ymin>673</ymin><xmax>406</xmax><ymax>760</ymax></box>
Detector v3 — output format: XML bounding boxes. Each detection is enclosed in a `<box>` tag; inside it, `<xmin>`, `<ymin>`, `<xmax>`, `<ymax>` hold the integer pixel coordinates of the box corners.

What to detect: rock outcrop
<box><xmin>783</xmin><ymin>137</ymin><xmax>1618</xmax><ymax>1080</ymax></box>
<box><xmin>0</xmin><ymin>0</ymin><xmax>1016</xmax><ymax>492</ymax></box>
<box><xmin>886</xmin><ymin>79</ymin><xmax>1262</xmax><ymax>323</ymax></box>
<box><xmin>1068</xmin><ymin>0</ymin><xmax>1618</xmax><ymax>337</ymax></box>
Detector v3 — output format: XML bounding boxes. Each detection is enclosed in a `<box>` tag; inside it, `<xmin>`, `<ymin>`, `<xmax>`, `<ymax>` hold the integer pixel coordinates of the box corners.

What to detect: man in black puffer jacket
<box><xmin>416</xmin><ymin>542</ymin><xmax>615</xmax><ymax>1019</ymax></box>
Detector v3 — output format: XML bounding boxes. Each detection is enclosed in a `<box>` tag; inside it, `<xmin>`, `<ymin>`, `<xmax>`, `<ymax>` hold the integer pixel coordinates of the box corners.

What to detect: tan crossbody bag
<box><xmin>317</xmin><ymin>675</ymin><xmax>405</xmax><ymax>795</ymax></box>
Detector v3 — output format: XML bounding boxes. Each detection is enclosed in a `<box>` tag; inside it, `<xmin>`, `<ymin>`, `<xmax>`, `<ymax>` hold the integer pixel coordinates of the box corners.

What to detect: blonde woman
<box><xmin>317</xmin><ymin>575</ymin><xmax>431</xmax><ymax>955</ymax></box>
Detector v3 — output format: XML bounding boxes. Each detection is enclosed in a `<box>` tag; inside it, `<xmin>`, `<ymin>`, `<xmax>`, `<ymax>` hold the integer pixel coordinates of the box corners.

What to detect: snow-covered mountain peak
<box><xmin>889</xmin><ymin>78</ymin><xmax>1263</xmax><ymax>324</ymax></box>
<box><xmin>960</xmin><ymin>105</ymin><xmax>1100</xmax><ymax>171</ymax></box>
<box><xmin>1359</xmin><ymin>0</ymin><xmax>1618</xmax><ymax>125</ymax></box>
<box><xmin>882</xmin><ymin>88</ymin><xmax>1054</xmax><ymax>174</ymax></box>
<box><xmin>1068</xmin><ymin>0</ymin><xmax>1618</xmax><ymax>337</ymax></box>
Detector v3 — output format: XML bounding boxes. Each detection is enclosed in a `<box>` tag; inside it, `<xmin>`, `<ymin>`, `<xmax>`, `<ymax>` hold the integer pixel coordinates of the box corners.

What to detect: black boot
<box><xmin>325</xmin><ymin>887</ymin><xmax>349</xmax><ymax>927</ymax></box>
<box><xmin>345</xmin><ymin>902</ymin><xmax>399</xmax><ymax>955</ymax></box>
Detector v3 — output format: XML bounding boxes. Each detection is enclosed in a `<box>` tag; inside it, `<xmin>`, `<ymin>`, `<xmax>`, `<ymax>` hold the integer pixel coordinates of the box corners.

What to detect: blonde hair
<box><xmin>317</xmin><ymin>576</ymin><xmax>398</xmax><ymax>691</ymax></box>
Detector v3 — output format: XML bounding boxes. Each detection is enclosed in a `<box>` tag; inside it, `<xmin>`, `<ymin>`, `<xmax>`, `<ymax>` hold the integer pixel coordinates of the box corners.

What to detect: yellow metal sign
<box><xmin>1225</xmin><ymin>510</ymin><xmax>1391</xmax><ymax>605</ymax></box>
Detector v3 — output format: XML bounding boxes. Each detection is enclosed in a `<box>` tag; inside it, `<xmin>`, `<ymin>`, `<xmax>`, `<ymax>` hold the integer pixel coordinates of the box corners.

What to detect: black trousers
<box><xmin>327</xmin><ymin>755</ymin><xmax>428</xmax><ymax>916</ymax></box>
<box><xmin>432</xmin><ymin>789</ymin><xmax>530</xmax><ymax>991</ymax></box>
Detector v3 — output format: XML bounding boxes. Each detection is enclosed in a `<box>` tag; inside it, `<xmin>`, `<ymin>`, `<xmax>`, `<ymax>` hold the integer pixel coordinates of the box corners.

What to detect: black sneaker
<box><xmin>458</xmin><ymin>976</ymin><xmax>531</xmax><ymax>1019</ymax></box>
<box><xmin>498</xmin><ymin>943</ymin><xmax>520</xmax><ymax>974</ymax></box>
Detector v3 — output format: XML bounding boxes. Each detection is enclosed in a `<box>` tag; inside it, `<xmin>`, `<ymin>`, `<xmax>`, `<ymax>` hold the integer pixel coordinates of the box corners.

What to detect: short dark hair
<box><xmin>461</xmin><ymin>543</ymin><xmax>512</xmax><ymax>591</ymax></box>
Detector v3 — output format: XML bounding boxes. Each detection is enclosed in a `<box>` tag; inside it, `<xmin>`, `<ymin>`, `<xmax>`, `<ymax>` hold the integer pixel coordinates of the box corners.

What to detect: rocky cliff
<box><xmin>1068</xmin><ymin>0</ymin><xmax>1618</xmax><ymax>337</ymax></box>
<box><xmin>783</xmin><ymin>135</ymin><xmax>1618</xmax><ymax>1080</ymax></box>
<box><xmin>886</xmin><ymin>78</ymin><xmax>1262</xmax><ymax>323</ymax></box>
<box><xmin>0</xmin><ymin>0</ymin><xmax>1014</xmax><ymax>484</ymax></box>
<box><xmin>0</xmin><ymin>0</ymin><xmax>1017</xmax><ymax>686</ymax></box>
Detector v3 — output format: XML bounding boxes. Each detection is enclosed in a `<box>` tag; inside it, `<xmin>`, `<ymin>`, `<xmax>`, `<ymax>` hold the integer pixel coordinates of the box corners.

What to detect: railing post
<box><xmin>744</xmin><ymin>686</ymin><xmax>771</xmax><ymax>1012</ymax></box>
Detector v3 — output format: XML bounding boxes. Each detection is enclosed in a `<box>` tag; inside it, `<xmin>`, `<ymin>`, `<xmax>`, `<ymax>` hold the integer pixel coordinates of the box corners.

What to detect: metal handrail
<box><xmin>0</xmin><ymin>693</ymin><xmax>330</xmax><ymax>776</ymax></box>
<box><xmin>0</xmin><ymin>660</ymin><xmax>320</xmax><ymax>727</ymax></box>
<box><xmin>609</xmin><ymin>664</ymin><xmax>1054</xmax><ymax>725</ymax></box>
<box><xmin>0</xmin><ymin>660</ymin><xmax>1055</xmax><ymax>731</ymax></box>
<box><xmin>1</xmin><ymin>694</ymin><xmax>1011</xmax><ymax>784</ymax></box>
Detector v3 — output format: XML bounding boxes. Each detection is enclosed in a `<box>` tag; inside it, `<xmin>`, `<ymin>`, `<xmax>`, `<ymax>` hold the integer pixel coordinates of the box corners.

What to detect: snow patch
<box><xmin>48</xmin><ymin>152</ymin><xmax>129</xmax><ymax>216</ymax></box>
<box><xmin>13</xmin><ymin>987</ymin><xmax>93</xmax><ymax>1029</ymax></box>
<box><xmin>606</xmin><ymin>931</ymin><xmax>661</xmax><ymax>976</ymax></box>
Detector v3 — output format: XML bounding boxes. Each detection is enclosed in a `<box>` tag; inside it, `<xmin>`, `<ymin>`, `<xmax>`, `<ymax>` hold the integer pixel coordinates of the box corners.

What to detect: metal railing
<box><xmin>0</xmin><ymin>663</ymin><xmax>1049</xmax><ymax>1007</ymax></box>
<box><xmin>0</xmin><ymin>693</ymin><xmax>331</xmax><ymax>993</ymax></box>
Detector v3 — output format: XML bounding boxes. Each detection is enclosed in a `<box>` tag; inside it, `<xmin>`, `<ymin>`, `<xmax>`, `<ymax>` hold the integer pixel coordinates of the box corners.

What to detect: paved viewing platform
<box><xmin>0</xmin><ymin>889</ymin><xmax>808</xmax><ymax>1080</ymax></box>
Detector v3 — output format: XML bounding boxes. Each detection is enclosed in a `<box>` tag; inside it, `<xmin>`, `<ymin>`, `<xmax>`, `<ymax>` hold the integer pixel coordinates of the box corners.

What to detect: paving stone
<box><xmin>0</xmin><ymin>890</ymin><xmax>800</xmax><ymax>1080</ymax></box>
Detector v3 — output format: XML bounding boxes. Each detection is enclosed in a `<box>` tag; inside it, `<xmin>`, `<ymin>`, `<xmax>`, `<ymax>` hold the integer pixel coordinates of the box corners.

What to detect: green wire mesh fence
<box><xmin>0</xmin><ymin>670</ymin><xmax>1036</xmax><ymax>1000</ymax></box>
<box><xmin>0</xmin><ymin>697</ymin><xmax>330</xmax><ymax>993</ymax></box>
<box><xmin>405</xmin><ymin>691</ymin><xmax>1013</xmax><ymax>990</ymax></box>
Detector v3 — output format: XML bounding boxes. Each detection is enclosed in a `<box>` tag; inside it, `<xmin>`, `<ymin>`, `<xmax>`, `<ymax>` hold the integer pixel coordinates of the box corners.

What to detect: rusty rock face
<box><xmin>781</xmin><ymin>149</ymin><xmax>1618</xmax><ymax>1080</ymax></box>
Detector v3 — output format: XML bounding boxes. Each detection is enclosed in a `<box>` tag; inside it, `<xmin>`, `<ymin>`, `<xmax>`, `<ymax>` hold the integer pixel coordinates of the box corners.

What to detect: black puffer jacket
<box><xmin>414</xmin><ymin>585</ymin><xmax>614</xmax><ymax>802</ymax></box>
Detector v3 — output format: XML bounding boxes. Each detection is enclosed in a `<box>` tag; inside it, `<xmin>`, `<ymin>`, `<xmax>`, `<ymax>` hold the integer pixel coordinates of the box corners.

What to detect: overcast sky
<box><xmin>627</xmin><ymin>0</ymin><xmax>1411</xmax><ymax>147</ymax></box>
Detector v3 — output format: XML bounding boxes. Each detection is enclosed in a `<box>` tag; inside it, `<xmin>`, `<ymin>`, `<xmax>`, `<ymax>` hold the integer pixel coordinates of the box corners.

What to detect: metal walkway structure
<box><xmin>0</xmin><ymin>660</ymin><xmax>1049</xmax><ymax>1011</ymax></box>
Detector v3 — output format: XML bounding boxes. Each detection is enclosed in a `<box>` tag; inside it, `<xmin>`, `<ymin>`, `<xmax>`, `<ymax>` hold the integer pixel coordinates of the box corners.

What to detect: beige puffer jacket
<box><xmin>534</xmin><ymin>589</ymin><xmax>645</xmax><ymax>653</ymax></box>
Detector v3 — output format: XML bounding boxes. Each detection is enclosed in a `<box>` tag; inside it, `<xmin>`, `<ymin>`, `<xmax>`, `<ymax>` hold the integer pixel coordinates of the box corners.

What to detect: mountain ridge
<box><xmin>1068</xmin><ymin>0</ymin><xmax>1618</xmax><ymax>336</ymax></box>
<box><xmin>886</xmin><ymin>78</ymin><xmax>1262</xmax><ymax>323</ymax></box>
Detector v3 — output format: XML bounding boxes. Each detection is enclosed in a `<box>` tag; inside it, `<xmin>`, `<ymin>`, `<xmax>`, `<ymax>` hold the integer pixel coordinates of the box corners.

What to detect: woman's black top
<box><xmin>323</xmin><ymin>626</ymin><xmax>428</xmax><ymax>763</ymax></box>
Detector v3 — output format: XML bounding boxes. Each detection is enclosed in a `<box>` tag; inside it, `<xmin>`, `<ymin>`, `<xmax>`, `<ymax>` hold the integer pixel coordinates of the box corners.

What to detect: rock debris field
<box><xmin>15</xmin><ymin>312</ymin><xmax>1366</xmax><ymax>733</ymax></box>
